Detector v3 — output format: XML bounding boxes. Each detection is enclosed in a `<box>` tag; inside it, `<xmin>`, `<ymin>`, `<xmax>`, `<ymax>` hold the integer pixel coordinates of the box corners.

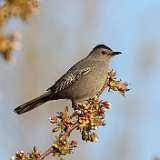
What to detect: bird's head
<box><xmin>88</xmin><ymin>44</ymin><xmax>122</xmax><ymax>61</ymax></box>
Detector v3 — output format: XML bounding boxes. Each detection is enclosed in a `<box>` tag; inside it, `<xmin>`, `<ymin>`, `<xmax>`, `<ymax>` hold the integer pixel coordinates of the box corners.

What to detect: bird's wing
<box><xmin>47</xmin><ymin>67</ymin><xmax>91</xmax><ymax>93</ymax></box>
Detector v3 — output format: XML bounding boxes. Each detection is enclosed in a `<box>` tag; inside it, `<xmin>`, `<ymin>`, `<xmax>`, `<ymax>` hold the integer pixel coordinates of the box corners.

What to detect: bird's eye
<box><xmin>101</xmin><ymin>51</ymin><xmax>106</xmax><ymax>55</ymax></box>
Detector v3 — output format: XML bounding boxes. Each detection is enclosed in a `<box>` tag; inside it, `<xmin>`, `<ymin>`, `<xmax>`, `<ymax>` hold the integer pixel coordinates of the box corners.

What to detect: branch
<box><xmin>0</xmin><ymin>0</ymin><xmax>40</xmax><ymax>27</ymax></box>
<box><xmin>0</xmin><ymin>0</ymin><xmax>40</xmax><ymax>61</ymax></box>
<box><xmin>11</xmin><ymin>70</ymin><xmax>129</xmax><ymax>160</ymax></box>
<box><xmin>39</xmin><ymin>147</ymin><xmax>54</xmax><ymax>160</ymax></box>
<box><xmin>0</xmin><ymin>31</ymin><xmax>21</xmax><ymax>61</ymax></box>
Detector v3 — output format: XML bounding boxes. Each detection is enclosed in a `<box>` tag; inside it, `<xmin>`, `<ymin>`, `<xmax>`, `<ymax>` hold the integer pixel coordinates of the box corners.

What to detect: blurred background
<box><xmin>0</xmin><ymin>0</ymin><xmax>160</xmax><ymax>159</ymax></box>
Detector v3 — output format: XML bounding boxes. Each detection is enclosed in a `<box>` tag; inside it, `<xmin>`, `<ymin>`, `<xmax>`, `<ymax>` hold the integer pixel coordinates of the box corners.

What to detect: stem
<box><xmin>62</xmin><ymin>122</ymin><xmax>79</xmax><ymax>140</ymax></box>
<box><xmin>39</xmin><ymin>122</ymin><xmax>79</xmax><ymax>160</ymax></box>
<box><xmin>39</xmin><ymin>147</ymin><xmax>54</xmax><ymax>160</ymax></box>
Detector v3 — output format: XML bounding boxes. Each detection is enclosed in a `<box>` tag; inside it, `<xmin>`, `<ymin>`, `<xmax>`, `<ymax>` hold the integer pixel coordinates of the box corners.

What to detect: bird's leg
<box><xmin>96</xmin><ymin>77</ymin><xmax>109</xmax><ymax>97</ymax></box>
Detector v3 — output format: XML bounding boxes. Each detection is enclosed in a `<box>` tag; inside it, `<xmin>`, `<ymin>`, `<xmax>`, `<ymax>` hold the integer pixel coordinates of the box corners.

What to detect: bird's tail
<box><xmin>14</xmin><ymin>91</ymin><xmax>51</xmax><ymax>115</ymax></box>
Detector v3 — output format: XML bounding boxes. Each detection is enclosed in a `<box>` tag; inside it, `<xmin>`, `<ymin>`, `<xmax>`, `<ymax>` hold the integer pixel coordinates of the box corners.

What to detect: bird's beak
<box><xmin>111</xmin><ymin>52</ymin><xmax>122</xmax><ymax>56</ymax></box>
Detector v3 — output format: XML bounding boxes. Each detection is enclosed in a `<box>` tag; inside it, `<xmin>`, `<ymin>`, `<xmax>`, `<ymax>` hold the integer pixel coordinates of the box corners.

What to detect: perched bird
<box><xmin>14</xmin><ymin>44</ymin><xmax>121</xmax><ymax>114</ymax></box>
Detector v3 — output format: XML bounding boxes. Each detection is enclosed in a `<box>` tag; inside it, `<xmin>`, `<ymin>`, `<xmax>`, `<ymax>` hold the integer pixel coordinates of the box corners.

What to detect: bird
<box><xmin>14</xmin><ymin>44</ymin><xmax>122</xmax><ymax>114</ymax></box>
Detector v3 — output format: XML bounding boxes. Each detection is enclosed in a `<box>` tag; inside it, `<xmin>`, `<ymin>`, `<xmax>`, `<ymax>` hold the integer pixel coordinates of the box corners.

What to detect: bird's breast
<box><xmin>64</xmin><ymin>62</ymin><xmax>108</xmax><ymax>102</ymax></box>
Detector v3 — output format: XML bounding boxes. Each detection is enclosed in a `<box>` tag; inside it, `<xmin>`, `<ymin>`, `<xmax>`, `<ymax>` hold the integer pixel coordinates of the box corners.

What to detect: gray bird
<box><xmin>14</xmin><ymin>44</ymin><xmax>121</xmax><ymax>114</ymax></box>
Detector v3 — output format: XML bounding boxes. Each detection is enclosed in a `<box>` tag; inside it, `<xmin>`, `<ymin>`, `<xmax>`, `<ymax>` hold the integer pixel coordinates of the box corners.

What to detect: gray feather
<box><xmin>47</xmin><ymin>67</ymin><xmax>91</xmax><ymax>93</ymax></box>
<box><xmin>14</xmin><ymin>91</ymin><xmax>51</xmax><ymax>114</ymax></box>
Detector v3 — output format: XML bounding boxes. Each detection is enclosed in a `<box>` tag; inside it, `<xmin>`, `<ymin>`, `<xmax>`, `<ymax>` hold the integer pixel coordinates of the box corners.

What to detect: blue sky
<box><xmin>0</xmin><ymin>1</ymin><xmax>160</xmax><ymax>160</ymax></box>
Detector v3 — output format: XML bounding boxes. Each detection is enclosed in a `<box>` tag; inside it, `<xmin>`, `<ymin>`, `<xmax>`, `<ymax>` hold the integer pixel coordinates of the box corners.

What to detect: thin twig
<box><xmin>39</xmin><ymin>122</ymin><xmax>79</xmax><ymax>160</ymax></box>
<box><xmin>39</xmin><ymin>147</ymin><xmax>54</xmax><ymax>160</ymax></box>
<box><xmin>62</xmin><ymin>122</ymin><xmax>79</xmax><ymax>140</ymax></box>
